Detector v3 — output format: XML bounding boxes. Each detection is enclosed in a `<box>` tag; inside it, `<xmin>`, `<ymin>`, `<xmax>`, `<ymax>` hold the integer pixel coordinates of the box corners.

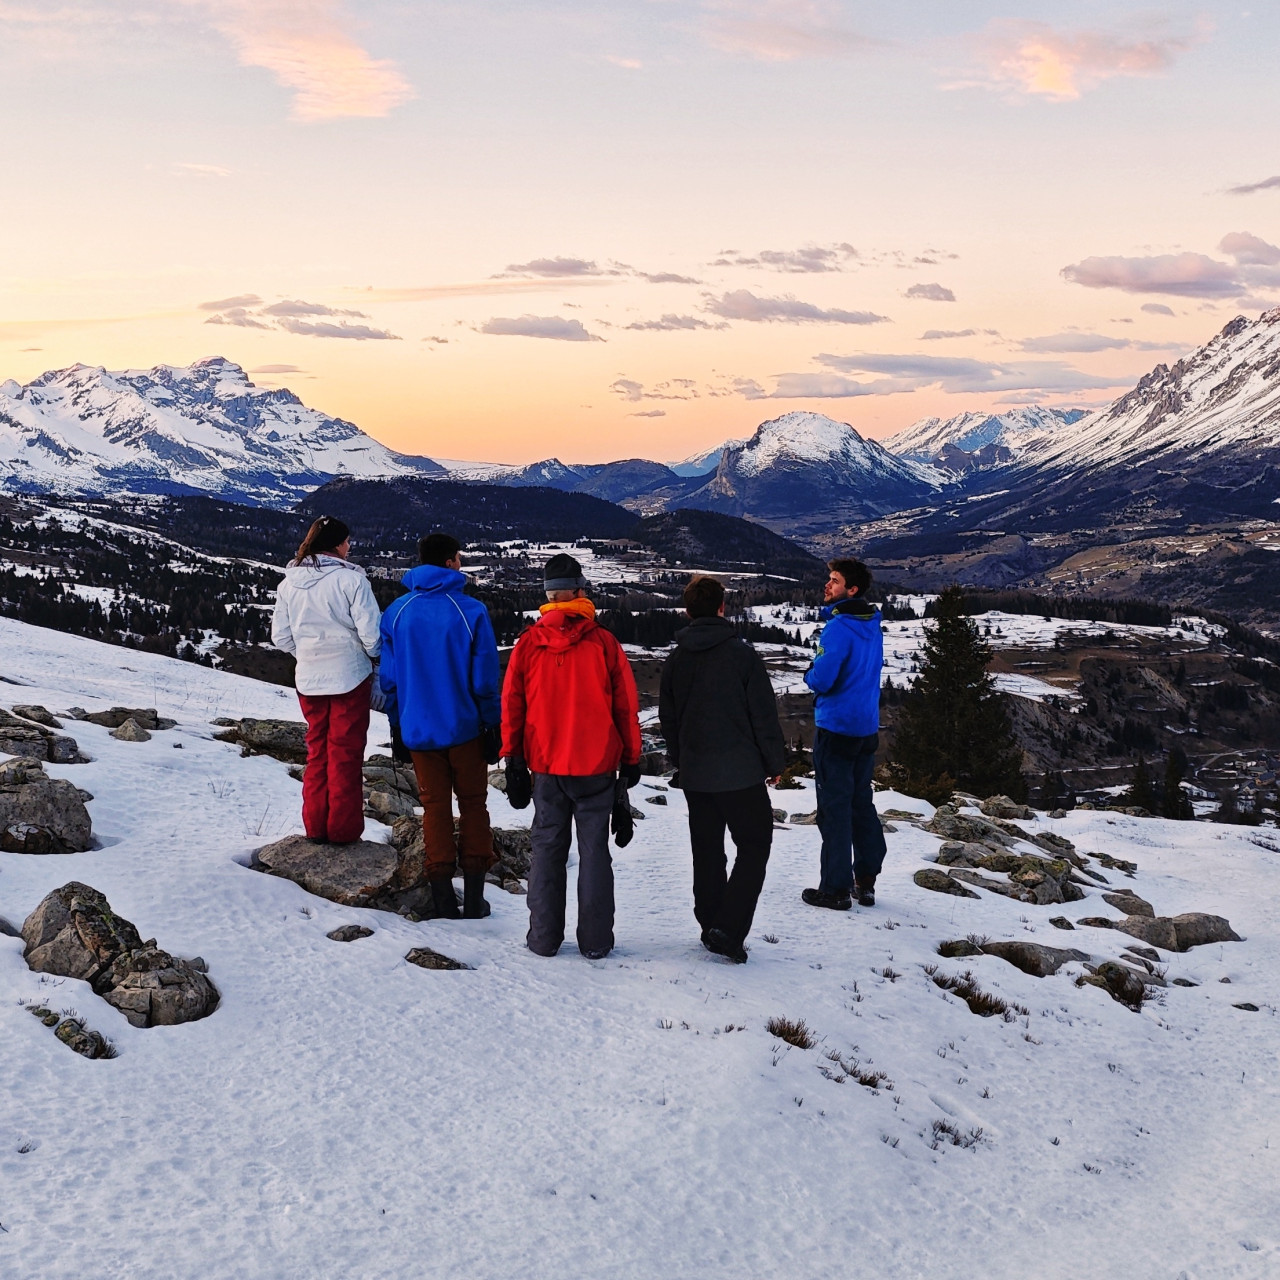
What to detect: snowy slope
<box><xmin>0</xmin><ymin>357</ymin><xmax>442</xmax><ymax>506</ymax></box>
<box><xmin>2</xmin><ymin>617</ymin><xmax>1278</xmax><ymax>1278</ymax></box>
<box><xmin>1025</xmin><ymin>309</ymin><xmax>1280</xmax><ymax>474</ymax></box>
<box><xmin>885</xmin><ymin>407</ymin><xmax>1086</xmax><ymax>471</ymax></box>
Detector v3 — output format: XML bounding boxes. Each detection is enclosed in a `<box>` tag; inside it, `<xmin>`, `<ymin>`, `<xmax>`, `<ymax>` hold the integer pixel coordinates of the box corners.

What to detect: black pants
<box><xmin>814</xmin><ymin>728</ymin><xmax>886</xmax><ymax>894</ymax></box>
<box><xmin>684</xmin><ymin>783</ymin><xmax>773</xmax><ymax>946</ymax></box>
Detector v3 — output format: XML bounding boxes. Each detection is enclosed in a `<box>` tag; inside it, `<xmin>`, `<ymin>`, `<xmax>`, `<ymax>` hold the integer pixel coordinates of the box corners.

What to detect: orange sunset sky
<box><xmin>2</xmin><ymin>1</ymin><xmax>1278</xmax><ymax>464</ymax></box>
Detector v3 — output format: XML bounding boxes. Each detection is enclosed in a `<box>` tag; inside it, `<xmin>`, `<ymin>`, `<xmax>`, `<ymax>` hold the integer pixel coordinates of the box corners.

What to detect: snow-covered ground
<box><xmin>2</xmin><ymin>617</ymin><xmax>1278</xmax><ymax>1279</ymax></box>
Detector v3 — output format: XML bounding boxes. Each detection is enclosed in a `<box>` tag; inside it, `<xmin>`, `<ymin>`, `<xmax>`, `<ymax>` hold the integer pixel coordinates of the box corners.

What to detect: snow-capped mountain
<box><xmin>1024</xmin><ymin>309</ymin><xmax>1280</xmax><ymax>475</ymax></box>
<box><xmin>0</xmin><ymin>357</ymin><xmax>443</xmax><ymax>506</ymax></box>
<box><xmin>677</xmin><ymin>411</ymin><xmax>942</xmax><ymax>529</ymax></box>
<box><xmin>884</xmin><ymin>406</ymin><xmax>1086</xmax><ymax>473</ymax></box>
<box><xmin>669</xmin><ymin>439</ymin><xmax>747</xmax><ymax>477</ymax></box>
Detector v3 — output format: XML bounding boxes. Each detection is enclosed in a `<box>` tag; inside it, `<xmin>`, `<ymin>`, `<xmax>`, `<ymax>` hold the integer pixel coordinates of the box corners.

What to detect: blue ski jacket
<box><xmin>804</xmin><ymin>598</ymin><xmax>883</xmax><ymax>738</ymax></box>
<box><xmin>378</xmin><ymin>565</ymin><xmax>501</xmax><ymax>752</ymax></box>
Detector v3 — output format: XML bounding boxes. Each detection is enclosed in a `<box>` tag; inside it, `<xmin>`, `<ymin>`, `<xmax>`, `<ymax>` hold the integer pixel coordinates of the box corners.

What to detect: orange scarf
<box><xmin>539</xmin><ymin>598</ymin><xmax>596</xmax><ymax>620</ymax></box>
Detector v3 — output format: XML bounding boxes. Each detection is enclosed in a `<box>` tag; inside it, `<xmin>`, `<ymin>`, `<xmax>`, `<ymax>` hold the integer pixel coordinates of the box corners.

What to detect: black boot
<box><xmin>463</xmin><ymin>873</ymin><xmax>491</xmax><ymax>920</ymax></box>
<box><xmin>428</xmin><ymin>876</ymin><xmax>460</xmax><ymax>919</ymax></box>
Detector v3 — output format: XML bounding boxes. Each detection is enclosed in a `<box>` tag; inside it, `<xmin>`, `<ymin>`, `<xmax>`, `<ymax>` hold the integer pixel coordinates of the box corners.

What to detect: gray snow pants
<box><xmin>527</xmin><ymin>772</ymin><xmax>616</xmax><ymax>957</ymax></box>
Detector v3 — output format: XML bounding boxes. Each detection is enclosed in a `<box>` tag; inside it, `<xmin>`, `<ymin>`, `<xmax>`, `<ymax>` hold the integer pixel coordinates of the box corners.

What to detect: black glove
<box><xmin>482</xmin><ymin>725</ymin><xmax>502</xmax><ymax>765</ymax></box>
<box><xmin>505</xmin><ymin>756</ymin><xmax>532</xmax><ymax>810</ymax></box>
<box><xmin>610</xmin><ymin>778</ymin><xmax>634</xmax><ymax>848</ymax></box>
<box><xmin>390</xmin><ymin>718</ymin><xmax>412</xmax><ymax>765</ymax></box>
<box><xmin>621</xmin><ymin>761</ymin><xmax>642</xmax><ymax>789</ymax></box>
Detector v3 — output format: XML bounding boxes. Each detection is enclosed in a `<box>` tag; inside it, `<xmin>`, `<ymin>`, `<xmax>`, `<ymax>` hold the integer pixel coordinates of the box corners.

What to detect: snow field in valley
<box><xmin>1</xmin><ymin>617</ymin><xmax>1278</xmax><ymax>1279</ymax></box>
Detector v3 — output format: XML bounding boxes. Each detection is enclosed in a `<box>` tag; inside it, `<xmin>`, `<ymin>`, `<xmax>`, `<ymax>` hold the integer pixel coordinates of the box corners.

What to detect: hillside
<box><xmin>1</xmin><ymin>617</ymin><xmax>1276</xmax><ymax>1278</ymax></box>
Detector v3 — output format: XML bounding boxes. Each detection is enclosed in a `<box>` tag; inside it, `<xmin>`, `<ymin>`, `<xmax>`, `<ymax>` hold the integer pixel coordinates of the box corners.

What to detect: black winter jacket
<box><xmin>658</xmin><ymin>616</ymin><xmax>787</xmax><ymax>793</ymax></box>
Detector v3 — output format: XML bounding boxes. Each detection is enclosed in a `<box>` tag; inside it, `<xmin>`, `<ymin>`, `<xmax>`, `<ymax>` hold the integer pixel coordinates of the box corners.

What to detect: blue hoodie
<box><xmin>379</xmin><ymin>565</ymin><xmax>501</xmax><ymax>752</ymax></box>
<box><xmin>804</xmin><ymin>598</ymin><xmax>883</xmax><ymax>738</ymax></box>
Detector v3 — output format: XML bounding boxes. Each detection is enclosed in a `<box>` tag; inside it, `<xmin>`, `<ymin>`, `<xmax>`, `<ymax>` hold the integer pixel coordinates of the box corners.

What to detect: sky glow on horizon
<box><xmin>2</xmin><ymin>1</ymin><xmax>1278</xmax><ymax>465</ymax></box>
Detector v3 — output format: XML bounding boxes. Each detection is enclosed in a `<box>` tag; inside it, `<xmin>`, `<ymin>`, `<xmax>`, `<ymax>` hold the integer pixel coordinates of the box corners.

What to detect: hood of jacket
<box><xmin>821</xmin><ymin>596</ymin><xmax>879</xmax><ymax>623</ymax></box>
<box><xmin>527</xmin><ymin>604</ymin><xmax>598</xmax><ymax>651</ymax></box>
<box><xmin>400</xmin><ymin>563</ymin><xmax>467</xmax><ymax>595</ymax></box>
<box><xmin>675</xmin><ymin>615</ymin><xmax>737</xmax><ymax>652</ymax></box>
<box><xmin>282</xmin><ymin>554</ymin><xmax>366</xmax><ymax>590</ymax></box>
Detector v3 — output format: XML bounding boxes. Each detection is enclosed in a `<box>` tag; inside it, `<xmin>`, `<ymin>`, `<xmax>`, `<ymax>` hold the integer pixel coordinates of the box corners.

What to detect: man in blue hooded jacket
<box><xmin>802</xmin><ymin>557</ymin><xmax>886</xmax><ymax>911</ymax></box>
<box><xmin>380</xmin><ymin>533</ymin><xmax>502</xmax><ymax>920</ymax></box>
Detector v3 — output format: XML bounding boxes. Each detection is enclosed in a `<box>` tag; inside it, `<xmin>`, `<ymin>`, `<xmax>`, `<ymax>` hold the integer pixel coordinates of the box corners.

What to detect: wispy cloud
<box><xmin>500</xmin><ymin>256</ymin><xmax>625</xmax><ymax>278</ymax></box>
<box><xmin>699</xmin><ymin>1</ymin><xmax>871</xmax><ymax>62</ymax></box>
<box><xmin>751</xmin><ymin>351</ymin><xmax>1130</xmax><ymax>399</ymax></box>
<box><xmin>920</xmin><ymin>328</ymin><xmax>1000</xmax><ymax>340</ymax></box>
<box><xmin>1226</xmin><ymin>175</ymin><xmax>1280</xmax><ymax>197</ymax></box>
<box><xmin>712</xmin><ymin>243</ymin><xmax>858</xmax><ymax>273</ymax></box>
<box><xmin>197</xmin><ymin>1</ymin><xmax>414</xmax><ymax>123</ymax></box>
<box><xmin>249</xmin><ymin>363</ymin><xmax>303</xmax><ymax>374</ymax></box>
<box><xmin>704</xmin><ymin>289</ymin><xmax>888</xmax><ymax>325</ymax></box>
<box><xmin>1018</xmin><ymin>332</ymin><xmax>1186</xmax><ymax>354</ymax></box>
<box><xmin>199</xmin><ymin>294</ymin><xmax>263</xmax><ymax>312</ymax></box>
<box><xmin>641</xmin><ymin>272</ymin><xmax>702</xmax><ymax>285</ymax></box>
<box><xmin>953</xmin><ymin>19</ymin><xmax>1203</xmax><ymax>102</ymax></box>
<box><xmin>350</xmin><ymin>279</ymin><xmax>608</xmax><ymax>302</ymax></box>
<box><xmin>904</xmin><ymin>282</ymin><xmax>955</xmax><ymax>302</ymax></box>
<box><xmin>201</xmin><ymin>294</ymin><xmax>399</xmax><ymax>338</ymax></box>
<box><xmin>172</xmin><ymin>161</ymin><xmax>232</xmax><ymax>178</ymax></box>
<box><xmin>610</xmin><ymin>378</ymin><xmax>699</xmax><ymax>402</ymax></box>
<box><xmin>479</xmin><ymin>315</ymin><xmax>602</xmax><ymax>341</ymax></box>
<box><xmin>630</xmin><ymin>409</ymin><xmax>666</xmax><ymax>417</ymax></box>
<box><xmin>1141</xmin><ymin>303</ymin><xmax>1176</xmax><ymax>316</ymax></box>
<box><xmin>625</xmin><ymin>314</ymin><xmax>727</xmax><ymax>332</ymax></box>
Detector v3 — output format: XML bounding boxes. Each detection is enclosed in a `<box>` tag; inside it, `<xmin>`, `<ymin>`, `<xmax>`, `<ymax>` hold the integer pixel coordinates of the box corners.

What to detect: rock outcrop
<box><xmin>914</xmin><ymin>868</ymin><xmax>980</xmax><ymax>898</ymax></box>
<box><xmin>66</xmin><ymin>706</ymin><xmax>175</xmax><ymax>731</ymax></box>
<box><xmin>980</xmin><ymin>795</ymin><xmax>1035</xmax><ymax>821</ymax></box>
<box><xmin>979</xmin><ymin>940</ymin><xmax>1089</xmax><ymax>977</ymax></box>
<box><xmin>21</xmin><ymin>883</ymin><xmax>219</xmax><ymax>1027</ymax></box>
<box><xmin>0</xmin><ymin>757</ymin><xmax>93</xmax><ymax>853</ymax></box>
<box><xmin>0</xmin><ymin>706</ymin><xmax>82</xmax><ymax>764</ymax></box>
<box><xmin>1077</xmin><ymin>912</ymin><xmax>1242</xmax><ymax>952</ymax></box>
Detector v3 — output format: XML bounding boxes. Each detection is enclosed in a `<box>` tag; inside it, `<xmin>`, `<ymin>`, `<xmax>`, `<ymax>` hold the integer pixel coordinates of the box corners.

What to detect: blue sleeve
<box><xmin>379</xmin><ymin>604</ymin><xmax>399</xmax><ymax>723</ymax></box>
<box><xmin>804</xmin><ymin>621</ymin><xmax>847</xmax><ymax>695</ymax></box>
<box><xmin>471</xmin><ymin>604</ymin><xmax>502</xmax><ymax>728</ymax></box>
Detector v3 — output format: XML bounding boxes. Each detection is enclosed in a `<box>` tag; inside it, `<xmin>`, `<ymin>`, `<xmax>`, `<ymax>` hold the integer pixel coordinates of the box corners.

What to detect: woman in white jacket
<box><xmin>271</xmin><ymin>516</ymin><xmax>382</xmax><ymax>844</ymax></box>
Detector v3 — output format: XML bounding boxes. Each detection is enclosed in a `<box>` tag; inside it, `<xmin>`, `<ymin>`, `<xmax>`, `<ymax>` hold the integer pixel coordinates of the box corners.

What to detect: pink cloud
<box><xmin>1061</xmin><ymin>253</ymin><xmax>1242</xmax><ymax>298</ymax></box>
<box><xmin>955</xmin><ymin>19</ymin><xmax>1203</xmax><ymax>102</ymax></box>
<box><xmin>699</xmin><ymin>1</ymin><xmax>869</xmax><ymax>62</ymax></box>
<box><xmin>198</xmin><ymin>1</ymin><xmax>414</xmax><ymax>122</ymax></box>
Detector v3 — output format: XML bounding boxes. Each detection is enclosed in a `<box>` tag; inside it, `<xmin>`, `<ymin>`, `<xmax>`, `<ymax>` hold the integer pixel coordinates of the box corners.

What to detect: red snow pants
<box><xmin>297</xmin><ymin>677</ymin><xmax>371</xmax><ymax>844</ymax></box>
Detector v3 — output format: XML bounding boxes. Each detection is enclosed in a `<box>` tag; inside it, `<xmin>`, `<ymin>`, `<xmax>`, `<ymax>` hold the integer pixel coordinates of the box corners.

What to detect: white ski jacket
<box><xmin>271</xmin><ymin>555</ymin><xmax>382</xmax><ymax>696</ymax></box>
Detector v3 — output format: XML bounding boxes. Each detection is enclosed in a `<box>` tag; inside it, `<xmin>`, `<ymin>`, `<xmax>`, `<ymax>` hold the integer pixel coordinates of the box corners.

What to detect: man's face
<box><xmin>824</xmin><ymin>570</ymin><xmax>848</xmax><ymax>603</ymax></box>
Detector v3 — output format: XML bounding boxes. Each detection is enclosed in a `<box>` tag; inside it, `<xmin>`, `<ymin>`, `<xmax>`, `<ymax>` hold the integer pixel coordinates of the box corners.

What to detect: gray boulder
<box><xmin>21</xmin><ymin>883</ymin><xmax>218</xmax><ymax>1027</ymax></box>
<box><xmin>913</xmin><ymin>868</ymin><xmax>980</xmax><ymax>898</ymax></box>
<box><xmin>925</xmin><ymin>805</ymin><xmax>1015</xmax><ymax>850</ymax></box>
<box><xmin>406</xmin><ymin>947</ymin><xmax>472</xmax><ymax>971</ymax></box>
<box><xmin>979</xmin><ymin>940</ymin><xmax>1089</xmax><ymax>978</ymax></box>
<box><xmin>255</xmin><ymin>835</ymin><xmax>410</xmax><ymax>907</ymax></box>
<box><xmin>0</xmin><ymin>707</ymin><xmax>82</xmax><ymax>764</ymax></box>
<box><xmin>12</xmin><ymin>705</ymin><xmax>61</xmax><ymax>728</ymax></box>
<box><xmin>790</xmin><ymin>811</ymin><xmax>819</xmax><ymax>825</ymax></box>
<box><xmin>214</xmin><ymin>718</ymin><xmax>307</xmax><ymax>764</ymax></box>
<box><xmin>362</xmin><ymin>755</ymin><xmax>420</xmax><ymax>821</ymax></box>
<box><xmin>1102</xmin><ymin>891</ymin><xmax>1155</xmax><ymax>918</ymax></box>
<box><xmin>980</xmin><ymin>795</ymin><xmax>1035</xmax><ymax>821</ymax></box>
<box><xmin>327</xmin><ymin>925</ymin><xmax>374</xmax><ymax>942</ymax></box>
<box><xmin>0</xmin><ymin>757</ymin><xmax>93</xmax><ymax>853</ymax></box>
<box><xmin>1171</xmin><ymin>913</ymin><xmax>1242</xmax><ymax>950</ymax></box>
<box><xmin>72</xmin><ymin>706</ymin><xmax>175</xmax><ymax>731</ymax></box>
<box><xmin>1109</xmin><ymin>916</ymin><xmax>1180</xmax><ymax>951</ymax></box>
<box><xmin>109</xmin><ymin>718</ymin><xmax>151</xmax><ymax>743</ymax></box>
<box><xmin>1082</xmin><ymin>961</ymin><xmax>1148</xmax><ymax>1011</ymax></box>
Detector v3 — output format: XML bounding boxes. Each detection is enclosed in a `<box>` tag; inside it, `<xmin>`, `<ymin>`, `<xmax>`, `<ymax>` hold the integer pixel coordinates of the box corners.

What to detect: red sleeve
<box><xmin>501</xmin><ymin>637</ymin><xmax>529</xmax><ymax>760</ymax></box>
<box><xmin>604</xmin><ymin>633</ymin><xmax>642</xmax><ymax>765</ymax></box>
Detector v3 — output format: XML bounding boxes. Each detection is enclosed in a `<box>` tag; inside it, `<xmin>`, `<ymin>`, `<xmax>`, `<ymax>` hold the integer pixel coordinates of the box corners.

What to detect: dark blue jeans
<box><xmin>814</xmin><ymin>729</ymin><xmax>886</xmax><ymax>894</ymax></box>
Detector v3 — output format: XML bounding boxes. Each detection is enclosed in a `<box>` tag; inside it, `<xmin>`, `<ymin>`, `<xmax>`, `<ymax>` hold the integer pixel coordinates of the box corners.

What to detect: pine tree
<box><xmin>890</xmin><ymin>585</ymin><xmax>1026</xmax><ymax>804</ymax></box>
<box><xmin>1161</xmin><ymin>747</ymin><xmax>1194</xmax><ymax>820</ymax></box>
<box><xmin>1124</xmin><ymin>757</ymin><xmax>1156</xmax><ymax>811</ymax></box>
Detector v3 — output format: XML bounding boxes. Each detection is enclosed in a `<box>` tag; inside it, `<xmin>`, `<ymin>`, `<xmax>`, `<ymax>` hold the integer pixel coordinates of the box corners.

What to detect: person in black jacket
<box><xmin>659</xmin><ymin>575</ymin><xmax>786</xmax><ymax>963</ymax></box>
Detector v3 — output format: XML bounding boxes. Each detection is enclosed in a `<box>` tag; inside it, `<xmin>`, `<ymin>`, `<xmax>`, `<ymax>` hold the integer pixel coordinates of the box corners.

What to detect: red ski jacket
<box><xmin>502</xmin><ymin>601</ymin><xmax>642</xmax><ymax>777</ymax></box>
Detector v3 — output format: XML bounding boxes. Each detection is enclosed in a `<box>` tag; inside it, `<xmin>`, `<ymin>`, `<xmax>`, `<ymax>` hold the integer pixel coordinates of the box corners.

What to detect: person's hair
<box><xmin>828</xmin><ymin>557</ymin><xmax>871</xmax><ymax>595</ymax></box>
<box><xmin>683</xmin><ymin>574</ymin><xmax>725</xmax><ymax>619</ymax></box>
<box><xmin>419</xmin><ymin>533</ymin><xmax>461</xmax><ymax>567</ymax></box>
<box><xmin>295</xmin><ymin>516</ymin><xmax>350</xmax><ymax>565</ymax></box>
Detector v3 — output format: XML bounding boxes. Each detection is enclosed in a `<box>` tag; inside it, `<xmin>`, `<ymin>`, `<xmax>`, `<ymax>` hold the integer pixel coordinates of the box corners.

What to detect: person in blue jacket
<box><xmin>380</xmin><ymin>533</ymin><xmax>502</xmax><ymax>920</ymax></box>
<box><xmin>802</xmin><ymin>557</ymin><xmax>886</xmax><ymax>910</ymax></box>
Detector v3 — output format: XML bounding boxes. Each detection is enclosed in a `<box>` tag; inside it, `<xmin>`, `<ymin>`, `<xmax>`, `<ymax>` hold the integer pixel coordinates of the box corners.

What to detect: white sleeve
<box><xmin>349</xmin><ymin>576</ymin><xmax>382</xmax><ymax>660</ymax></box>
<box><xmin>270</xmin><ymin>582</ymin><xmax>296</xmax><ymax>655</ymax></box>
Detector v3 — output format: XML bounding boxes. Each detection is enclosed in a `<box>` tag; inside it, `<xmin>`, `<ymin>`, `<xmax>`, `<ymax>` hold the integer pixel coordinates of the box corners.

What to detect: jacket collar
<box><xmin>402</xmin><ymin>564</ymin><xmax>467</xmax><ymax>594</ymax></box>
<box><xmin>821</xmin><ymin>595</ymin><xmax>878</xmax><ymax>622</ymax></box>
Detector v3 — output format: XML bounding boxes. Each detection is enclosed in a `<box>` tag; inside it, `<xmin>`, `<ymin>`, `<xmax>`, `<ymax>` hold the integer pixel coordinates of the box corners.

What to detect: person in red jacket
<box><xmin>502</xmin><ymin>553</ymin><xmax>642</xmax><ymax>959</ymax></box>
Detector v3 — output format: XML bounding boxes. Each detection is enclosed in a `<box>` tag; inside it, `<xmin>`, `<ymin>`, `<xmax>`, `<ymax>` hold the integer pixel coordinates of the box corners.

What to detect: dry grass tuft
<box><xmin>766</xmin><ymin>1015</ymin><xmax>816</xmax><ymax>1049</ymax></box>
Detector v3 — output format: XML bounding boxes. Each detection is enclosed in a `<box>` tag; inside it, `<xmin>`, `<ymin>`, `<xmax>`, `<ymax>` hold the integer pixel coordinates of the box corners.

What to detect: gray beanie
<box><xmin>544</xmin><ymin>552</ymin><xmax>587</xmax><ymax>592</ymax></box>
